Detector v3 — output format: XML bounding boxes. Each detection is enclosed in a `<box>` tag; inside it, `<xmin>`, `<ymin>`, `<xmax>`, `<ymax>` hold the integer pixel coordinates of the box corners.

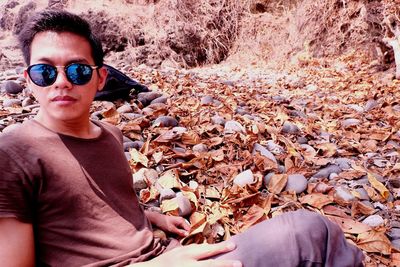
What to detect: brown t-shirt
<box><xmin>0</xmin><ymin>120</ymin><xmax>164</xmax><ymax>266</ymax></box>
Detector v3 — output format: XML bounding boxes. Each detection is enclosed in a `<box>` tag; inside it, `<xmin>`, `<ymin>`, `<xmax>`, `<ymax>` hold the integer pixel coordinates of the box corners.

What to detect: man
<box><xmin>0</xmin><ymin>10</ymin><xmax>364</xmax><ymax>267</ymax></box>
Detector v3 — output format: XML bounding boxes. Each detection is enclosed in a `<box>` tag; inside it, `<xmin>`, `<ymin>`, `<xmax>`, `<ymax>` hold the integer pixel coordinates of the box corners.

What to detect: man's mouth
<box><xmin>51</xmin><ymin>95</ymin><xmax>77</xmax><ymax>104</ymax></box>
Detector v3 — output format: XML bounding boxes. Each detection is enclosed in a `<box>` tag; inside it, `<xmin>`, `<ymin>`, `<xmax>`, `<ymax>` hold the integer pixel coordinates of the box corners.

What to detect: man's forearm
<box><xmin>144</xmin><ymin>210</ymin><xmax>164</xmax><ymax>226</ymax></box>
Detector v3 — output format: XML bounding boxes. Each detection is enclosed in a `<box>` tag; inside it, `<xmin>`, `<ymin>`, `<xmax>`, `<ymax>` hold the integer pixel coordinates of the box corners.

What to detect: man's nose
<box><xmin>53</xmin><ymin>67</ymin><xmax>73</xmax><ymax>89</ymax></box>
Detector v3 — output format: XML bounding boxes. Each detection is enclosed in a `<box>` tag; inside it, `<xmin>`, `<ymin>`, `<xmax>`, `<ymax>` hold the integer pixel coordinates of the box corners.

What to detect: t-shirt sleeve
<box><xmin>0</xmin><ymin>148</ymin><xmax>33</xmax><ymax>223</ymax></box>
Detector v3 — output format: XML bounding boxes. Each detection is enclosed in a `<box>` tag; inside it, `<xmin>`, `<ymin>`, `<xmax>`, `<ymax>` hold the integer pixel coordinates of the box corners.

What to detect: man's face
<box><xmin>24</xmin><ymin>31</ymin><xmax>107</xmax><ymax>126</ymax></box>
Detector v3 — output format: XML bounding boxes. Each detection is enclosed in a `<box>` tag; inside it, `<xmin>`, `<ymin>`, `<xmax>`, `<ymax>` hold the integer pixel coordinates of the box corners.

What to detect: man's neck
<box><xmin>34</xmin><ymin>112</ymin><xmax>101</xmax><ymax>139</ymax></box>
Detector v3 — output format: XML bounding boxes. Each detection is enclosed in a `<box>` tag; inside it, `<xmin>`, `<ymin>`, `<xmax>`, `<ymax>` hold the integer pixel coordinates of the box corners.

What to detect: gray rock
<box><xmin>222</xmin><ymin>80</ymin><xmax>234</xmax><ymax>86</ymax></box>
<box><xmin>364</xmin><ymin>99</ymin><xmax>378</xmax><ymax>112</ymax></box>
<box><xmin>117</xmin><ymin>104</ymin><xmax>132</xmax><ymax>113</ymax></box>
<box><xmin>347</xmin><ymin>104</ymin><xmax>364</xmax><ymax>113</ymax></box>
<box><xmin>266</xmin><ymin>140</ymin><xmax>285</xmax><ymax>154</ymax></box>
<box><xmin>15</xmin><ymin>66</ymin><xmax>25</xmax><ymax>75</ymax></box>
<box><xmin>391</xmin><ymin>239</ymin><xmax>400</xmax><ymax>251</ymax></box>
<box><xmin>252</xmin><ymin>143</ymin><xmax>277</xmax><ymax>163</ymax></box>
<box><xmin>4</xmin><ymin>81</ymin><xmax>23</xmax><ymax>94</ymax></box>
<box><xmin>193</xmin><ymin>143</ymin><xmax>208</xmax><ymax>153</ymax></box>
<box><xmin>132</xmin><ymin>169</ymin><xmax>148</xmax><ymax>190</ymax></box>
<box><xmin>329</xmin><ymin>172</ymin><xmax>339</xmax><ymax>180</ymax></box>
<box><xmin>123</xmin><ymin>113</ymin><xmax>144</xmax><ymax>120</ymax></box>
<box><xmin>159</xmin><ymin>188</ymin><xmax>176</xmax><ymax>202</ymax></box>
<box><xmin>297</xmin><ymin>136</ymin><xmax>308</xmax><ymax>144</ymax></box>
<box><xmin>201</xmin><ymin>95</ymin><xmax>214</xmax><ymax>105</ymax></box>
<box><xmin>188</xmin><ymin>180</ymin><xmax>199</xmax><ymax>190</ymax></box>
<box><xmin>355</xmin><ymin>188</ymin><xmax>369</xmax><ymax>200</ymax></box>
<box><xmin>153</xmin><ymin>116</ymin><xmax>178</xmax><ymax>127</ymax></box>
<box><xmin>361</xmin><ymin>200</ymin><xmax>374</xmax><ymax>209</ymax></box>
<box><xmin>362</xmin><ymin>215</ymin><xmax>384</xmax><ymax>227</ymax></box>
<box><xmin>17</xmin><ymin>77</ymin><xmax>26</xmax><ymax>83</ymax></box>
<box><xmin>334</xmin><ymin>158</ymin><xmax>352</xmax><ymax>170</ymax></box>
<box><xmin>342</xmin><ymin>118</ymin><xmax>360</xmax><ymax>128</ymax></box>
<box><xmin>281</xmin><ymin>121</ymin><xmax>300</xmax><ymax>134</ymax></box>
<box><xmin>235</xmin><ymin>107</ymin><xmax>250</xmax><ymax>115</ymax></box>
<box><xmin>3</xmin><ymin>99</ymin><xmax>22</xmax><ymax>108</ymax></box>
<box><xmin>211</xmin><ymin>114</ymin><xmax>225</xmax><ymax>125</ymax></box>
<box><xmin>138</xmin><ymin>91</ymin><xmax>163</xmax><ymax>106</ymax></box>
<box><xmin>124</xmin><ymin>141</ymin><xmax>144</xmax><ymax>151</ymax></box>
<box><xmin>285</xmin><ymin>174</ymin><xmax>308</xmax><ymax>194</ymax></box>
<box><xmin>176</xmin><ymin>193</ymin><xmax>192</xmax><ymax>217</ymax></box>
<box><xmin>305</xmin><ymin>84</ymin><xmax>317</xmax><ymax>92</ymax></box>
<box><xmin>314</xmin><ymin>165</ymin><xmax>342</xmax><ymax>179</ymax></box>
<box><xmin>151</xmin><ymin>96</ymin><xmax>168</xmax><ymax>105</ymax></box>
<box><xmin>263</xmin><ymin>173</ymin><xmax>274</xmax><ymax>186</ymax></box>
<box><xmin>22</xmin><ymin>97</ymin><xmax>34</xmax><ymax>107</ymax></box>
<box><xmin>388</xmin><ymin>228</ymin><xmax>400</xmax><ymax>240</ymax></box>
<box><xmin>335</xmin><ymin>186</ymin><xmax>356</xmax><ymax>202</ymax></box>
<box><xmin>233</xmin><ymin>170</ymin><xmax>254</xmax><ymax>187</ymax></box>
<box><xmin>224</xmin><ymin>120</ymin><xmax>245</xmax><ymax>134</ymax></box>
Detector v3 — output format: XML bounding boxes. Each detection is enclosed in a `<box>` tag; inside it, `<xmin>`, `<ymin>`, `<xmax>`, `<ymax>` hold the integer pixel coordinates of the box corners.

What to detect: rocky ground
<box><xmin>1</xmin><ymin>51</ymin><xmax>400</xmax><ymax>266</ymax></box>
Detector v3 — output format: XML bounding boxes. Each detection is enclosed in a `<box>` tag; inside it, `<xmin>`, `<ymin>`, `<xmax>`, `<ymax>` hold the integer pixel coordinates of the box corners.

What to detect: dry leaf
<box><xmin>367</xmin><ymin>172</ymin><xmax>389</xmax><ymax>199</ymax></box>
<box><xmin>268</xmin><ymin>174</ymin><xmax>288</xmax><ymax>194</ymax></box>
<box><xmin>357</xmin><ymin>229</ymin><xmax>392</xmax><ymax>255</ymax></box>
<box><xmin>129</xmin><ymin>148</ymin><xmax>149</xmax><ymax>167</ymax></box>
<box><xmin>300</xmin><ymin>193</ymin><xmax>333</xmax><ymax>209</ymax></box>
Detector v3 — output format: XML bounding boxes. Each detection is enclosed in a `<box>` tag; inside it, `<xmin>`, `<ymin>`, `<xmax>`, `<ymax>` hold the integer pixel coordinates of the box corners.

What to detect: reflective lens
<box><xmin>27</xmin><ymin>63</ymin><xmax>98</xmax><ymax>87</ymax></box>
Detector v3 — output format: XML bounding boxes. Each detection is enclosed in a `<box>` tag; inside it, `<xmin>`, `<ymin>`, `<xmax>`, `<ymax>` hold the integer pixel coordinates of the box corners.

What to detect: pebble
<box><xmin>3</xmin><ymin>99</ymin><xmax>22</xmax><ymax>108</ymax></box>
<box><xmin>159</xmin><ymin>188</ymin><xmax>176</xmax><ymax>202</ymax></box>
<box><xmin>151</xmin><ymin>96</ymin><xmax>168</xmax><ymax>104</ymax></box>
<box><xmin>347</xmin><ymin>104</ymin><xmax>364</xmax><ymax>113</ymax></box>
<box><xmin>235</xmin><ymin>107</ymin><xmax>250</xmax><ymax>115</ymax></box>
<box><xmin>392</xmin><ymin>239</ymin><xmax>400</xmax><ymax>251</ymax></box>
<box><xmin>355</xmin><ymin>188</ymin><xmax>369</xmax><ymax>200</ymax></box>
<box><xmin>266</xmin><ymin>140</ymin><xmax>285</xmax><ymax>154</ymax></box>
<box><xmin>124</xmin><ymin>141</ymin><xmax>144</xmax><ymax>151</ymax></box>
<box><xmin>252</xmin><ymin>143</ymin><xmax>277</xmax><ymax>163</ymax></box>
<box><xmin>4</xmin><ymin>81</ymin><xmax>23</xmax><ymax>94</ymax></box>
<box><xmin>189</xmin><ymin>180</ymin><xmax>199</xmax><ymax>190</ymax></box>
<box><xmin>22</xmin><ymin>97</ymin><xmax>34</xmax><ymax>107</ymax></box>
<box><xmin>297</xmin><ymin>136</ymin><xmax>308</xmax><ymax>144</ymax></box>
<box><xmin>364</xmin><ymin>99</ymin><xmax>378</xmax><ymax>112</ymax></box>
<box><xmin>334</xmin><ymin>186</ymin><xmax>356</xmax><ymax>202</ymax></box>
<box><xmin>138</xmin><ymin>91</ymin><xmax>163</xmax><ymax>106</ymax></box>
<box><xmin>342</xmin><ymin>118</ymin><xmax>360</xmax><ymax>128</ymax></box>
<box><xmin>117</xmin><ymin>104</ymin><xmax>133</xmax><ymax>113</ymax></box>
<box><xmin>123</xmin><ymin>113</ymin><xmax>144</xmax><ymax>120</ymax></box>
<box><xmin>388</xmin><ymin>228</ymin><xmax>400</xmax><ymax>240</ymax></box>
<box><xmin>201</xmin><ymin>95</ymin><xmax>214</xmax><ymax>105</ymax></box>
<box><xmin>153</xmin><ymin>116</ymin><xmax>178</xmax><ymax>127</ymax></box>
<box><xmin>281</xmin><ymin>121</ymin><xmax>300</xmax><ymax>134</ymax></box>
<box><xmin>329</xmin><ymin>172</ymin><xmax>339</xmax><ymax>180</ymax></box>
<box><xmin>233</xmin><ymin>170</ymin><xmax>254</xmax><ymax>187</ymax></box>
<box><xmin>175</xmin><ymin>193</ymin><xmax>192</xmax><ymax>217</ymax></box>
<box><xmin>285</xmin><ymin>174</ymin><xmax>308</xmax><ymax>194</ymax></box>
<box><xmin>224</xmin><ymin>120</ymin><xmax>245</xmax><ymax>134</ymax></box>
<box><xmin>132</xmin><ymin>169</ymin><xmax>148</xmax><ymax>190</ymax></box>
<box><xmin>334</xmin><ymin>158</ymin><xmax>352</xmax><ymax>170</ymax></box>
<box><xmin>211</xmin><ymin>114</ymin><xmax>225</xmax><ymax>125</ymax></box>
<box><xmin>263</xmin><ymin>173</ymin><xmax>274</xmax><ymax>186</ymax></box>
<box><xmin>314</xmin><ymin>164</ymin><xmax>342</xmax><ymax>179</ymax></box>
<box><xmin>193</xmin><ymin>143</ymin><xmax>208</xmax><ymax>153</ymax></box>
<box><xmin>362</xmin><ymin>214</ymin><xmax>384</xmax><ymax>227</ymax></box>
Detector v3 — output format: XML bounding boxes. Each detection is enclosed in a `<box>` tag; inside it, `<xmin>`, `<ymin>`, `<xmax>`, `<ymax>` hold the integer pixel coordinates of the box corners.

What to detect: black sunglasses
<box><xmin>27</xmin><ymin>63</ymin><xmax>99</xmax><ymax>87</ymax></box>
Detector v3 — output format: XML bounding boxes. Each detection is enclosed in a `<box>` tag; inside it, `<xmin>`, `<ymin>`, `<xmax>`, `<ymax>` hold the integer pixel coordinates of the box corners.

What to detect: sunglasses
<box><xmin>27</xmin><ymin>63</ymin><xmax>99</xmax><ymax>87</ymax></box>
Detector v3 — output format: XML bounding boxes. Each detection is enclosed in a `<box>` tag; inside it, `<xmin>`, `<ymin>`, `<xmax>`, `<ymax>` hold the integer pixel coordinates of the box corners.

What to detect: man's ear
<box><xmin>23</xmin><ymin>69</ymin><xmax>34</xmax><ymax>95</ymax></box>
<box><xmin>97</xmin><ymin>66</ymin><xmax>108</xmax><ymax>92</ymax></box>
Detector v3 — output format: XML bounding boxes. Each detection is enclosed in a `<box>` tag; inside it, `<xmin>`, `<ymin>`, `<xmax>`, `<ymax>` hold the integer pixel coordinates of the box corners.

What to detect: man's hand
<box><xmin>134</xmin><ymin>241</ymin><xmax>242</xmax><ymax>267</ymax></box>
<box><xmin>144</xmin><ymin>211</ymin><xmax>190</xmax><ymax>237</ymax></box>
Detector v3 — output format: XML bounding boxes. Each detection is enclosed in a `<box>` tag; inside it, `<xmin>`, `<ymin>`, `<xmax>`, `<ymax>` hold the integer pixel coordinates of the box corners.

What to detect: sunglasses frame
<box><xmin>27</xmin><ymin>63</ymin><xmax>99</xmax><ymax>87</ymax></box>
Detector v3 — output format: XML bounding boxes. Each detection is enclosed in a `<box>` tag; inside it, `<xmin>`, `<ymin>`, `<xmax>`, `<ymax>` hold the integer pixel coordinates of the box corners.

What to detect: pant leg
<box><xmin>213</xmin><ymin>210</ymin><xmax>364</xmax><ymax>267</ymax></box>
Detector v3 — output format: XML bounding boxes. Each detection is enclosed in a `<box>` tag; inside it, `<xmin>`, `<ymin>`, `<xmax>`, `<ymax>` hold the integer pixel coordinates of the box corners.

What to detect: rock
<box><xmin>355</xmin><ymin>188</ymin><xmax>369</xmax><ymax>200</ymax></box>
<box><xmin>125</xmin><ymin>152</ymin><xmax>131</xmax><ymax>160</ymax></box>
<box><xmin>159</xmin><ymin>188</ymin><xmax>176</xmax><ymax>202</ymax></box>
<box><xmin>334</xmin><ymin>158</ymin><xmax>352</xmax><ymax>170</ymax></box>
<box><xmin>347</xmin><ymin>104</ymin><xmax>364</xmax><ymax>113</ymax></box>
<box><xmin>189</xmin><ymin>180</ymin><xmax>199</xmax><ymax>190</ymax></box>
<box><xmin>176</xmin><ymin>193</ymin><xmax>192</xmax><ymax>217</ymax></box>
<box><xmin>233</xmin><ymin>170</ymin><xmax>254</xmax><ymax>187</ymax></box>
<box><xmin>22</xmin><ymin>97</ymin><xmax>34</xmax><ymax>107</ymax></box>
<box><xmin>361</xmin><ymin>200</ymin><xmax>374</xmax><ymax>209</ymax></box>
<box><xmin>132</xmin><ymin>169</ymin><xmax>148</xmax><ymax>190</ymax></box>
<box><xmin>329</xmin><ymin>173</ymin><xmax>339</xmax><ymax>180</ymax></box>
<box><xmin>235</xmin><ymin>107</ymin><xmax>250</xmax><ymax>115</ymax></box>
<box><xmin>3</xmin><ymin>99</ymin><xmax>22</xmax><ymax>108</ymax></box>
<box><xmin>117</xmin><ymin>104</ymin><xmax>132</xmax><ymax>113</ymax></box>
<box><xmin>222</xmin><ymin>80</ymin><xmax>234</xmax><ymax>86</ymax></box>
<box><xmin>342</xmin><ymin>118</ymin><xmax>360</xmax><ymax>128</ymax></box>
<box><xmin>314</xmin><ymin>165</ymin><xmax>342</xmax><ymax>179</ymax></box>
<box><xmin>211</xmin><ymin>114</ymin><xmax>225</xmax><ymax>125</ymax></box>
<box><xmin>305</xmin><ymin>84</ymin><xmax>317</xmax><ymax>92</ymax></box>
<box><xmin>335</xmin><ymin>186</ymin><xmax>356</xmax><ymax>202</ymax></box>
<box><xmin>151</xmin><ymin>96</ymin><xmax>168</xmax><ymax>104</ymax></box>
<box><xmin>388</xmin><ymin>228</ymin><xmax>400</xmax><ymax>240</ymax></box>
<box><xmin>285</xmin><ymin>174</ymin><xmax>308</xmax><ymax>194</ymax></box>
<box><xmin>252</xmin><ymin>143</ymin><xmax>277</xmax><ymax>163</ymax></box>
<box><xmin>391</xmin><ymin>239</ymin><xmax>400</xmax><ymax>251</ymax></box>
<box><xmin>362</xmin><ymin>215</ymin><xmax>384</xmax><ymax>227</ymax></box>
<box><xmin>281</xmin><ymin>121</ymin><xmax>300</xmax><ymax>134</ymax></box>
<box><xmin>266</xmin><ymin>140</ymin><xmax>285</xmax><ymax>154</ymax></box>
<box><xmin>193</xmin><ymin>143</ymin><xmax>208</xmax><ymax>153</ymax></box>
<box><xmin>123</xmin><ymin>113</ymin><xmax>144</xmax><ymax>120</ymax></box>
<box><xmin>224</xmin><ymin>120</ymin><xmax>245</xmax><ymax>134</ymax></box>
<box><xmin>17</xmin><ymin>77</ymin><xmax>26</xmax><ymax>83</ymax></box>
<box><xmin>138</xmin><ymin>91</ymin><xmax>163</xmax><ymax>106</ymax></box>
<box><xmin>4</xmin><ymin>81</ymin><xmax>23</xmax><ymax>94</ymax></box>
<box><xmin>364</xmin><ymin>99</ymin><xmax>378</xmax><ymax>112</ymax></box>
<box><xmin>124</xmin><ymin>141</ymin><xmax>144</xmax><ymax>151</ymax></box>
<box><xmin>153</xmin><ymin>116</ymin><xmax>178</xmax><ymax>127</ymax></box>
<box><xmin>263</xmin><ymin>173</ymin><xmax>274</xmax><ymax>186</ymax></box>
<box><xmin>201</xmin><ymin>95</ymin><xmax>214</xmax><ymax>105</ymax></box>
<box><xmin>297</xmin><ymin>136</ymin><xmax>308</xmax><ymax>144</ymax></box>
<box><xmin>15</xmin><ymin>66</ymin><xmax>25</xmax><ymax>75</ymax></box>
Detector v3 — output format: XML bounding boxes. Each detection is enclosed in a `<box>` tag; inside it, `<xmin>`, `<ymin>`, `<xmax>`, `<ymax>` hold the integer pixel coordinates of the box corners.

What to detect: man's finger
<box><xmin>185</xmin><ymin>242</ymin><xmax>237</xmax><ymax>260</ymax></box>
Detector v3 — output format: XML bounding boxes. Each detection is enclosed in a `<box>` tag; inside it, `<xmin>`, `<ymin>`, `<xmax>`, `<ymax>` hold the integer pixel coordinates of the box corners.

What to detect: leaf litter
<box><xmin>1</xmin><ymin>51</ymin><xmax>400</xmax><ymax>265</ymax></box>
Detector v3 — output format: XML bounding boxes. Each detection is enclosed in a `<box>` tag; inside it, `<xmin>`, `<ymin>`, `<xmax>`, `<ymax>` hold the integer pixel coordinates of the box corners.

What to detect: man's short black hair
<box><xmin>18</xmin><ymin>10</ymin><xmax>104</xmax><ymax>66</ymax></box>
